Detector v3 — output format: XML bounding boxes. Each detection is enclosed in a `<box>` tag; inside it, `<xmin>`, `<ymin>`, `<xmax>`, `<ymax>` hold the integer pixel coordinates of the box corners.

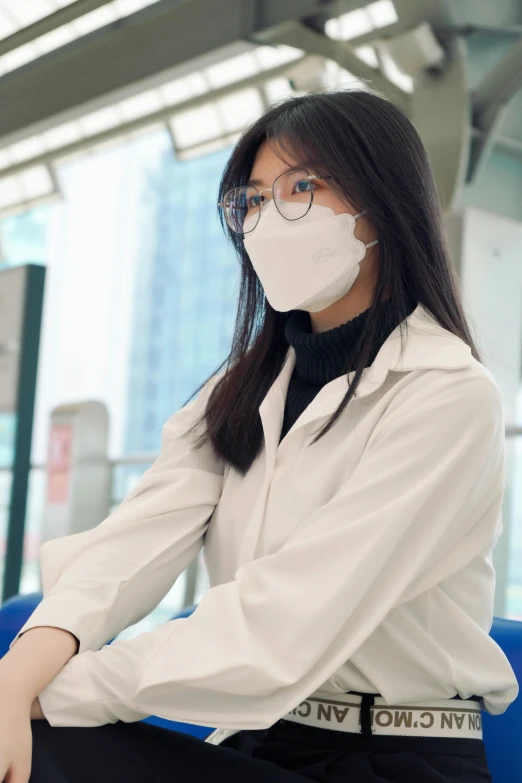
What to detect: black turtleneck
<box><xmin>279</xmin><ymin>298</ymin><xmax>415</xmax><ymax>444</ymax></box>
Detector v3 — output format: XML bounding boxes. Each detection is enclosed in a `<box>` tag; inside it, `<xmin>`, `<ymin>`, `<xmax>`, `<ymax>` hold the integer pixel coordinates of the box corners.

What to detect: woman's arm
<box><xmin>8</xmin><ymin>372</ymin><xmax>225</xmax><ymax>660</ymax></box>
<box><xmin>0</xmin><ymin>626</ymin><xmax>78</xmax><ymax>708</ymax></box>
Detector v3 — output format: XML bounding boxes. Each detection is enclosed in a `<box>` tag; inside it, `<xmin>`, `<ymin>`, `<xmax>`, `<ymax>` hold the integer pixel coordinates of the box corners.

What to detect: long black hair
<box><xmin>179</xmin><ymin>89</ymin><xmax>482</xmax><ymax>477</ymax></box>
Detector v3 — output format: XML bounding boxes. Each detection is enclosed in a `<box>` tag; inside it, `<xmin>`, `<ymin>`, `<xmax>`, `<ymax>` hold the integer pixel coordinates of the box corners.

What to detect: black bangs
<box><xmin>265</xmin><ymin>105</ymin><xmax>326</xmax><ymax>171</ymax></box>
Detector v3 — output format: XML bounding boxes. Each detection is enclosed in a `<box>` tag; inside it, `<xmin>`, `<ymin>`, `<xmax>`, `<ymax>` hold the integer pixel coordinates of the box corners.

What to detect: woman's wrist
<box><xmin>0</xmin><ymin>626</ymin><xmax>78</xmax><ymax>706</ymax></box>
<box><xmin>0</xmin><ymin>672</ymin><xmax>46</xmax><ymax>719</ymax></box>
<box><xmin>0</xmin><ymin>669</ymin><xmax>37</xmax><ymax>708</ymax></box>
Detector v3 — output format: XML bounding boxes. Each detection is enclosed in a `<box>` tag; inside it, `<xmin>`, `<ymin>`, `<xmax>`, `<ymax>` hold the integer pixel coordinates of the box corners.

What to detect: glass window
<box><xmin>0</xmin><ymin>129</ymin><xmax>239</xmax><ymax>611</ymax></box>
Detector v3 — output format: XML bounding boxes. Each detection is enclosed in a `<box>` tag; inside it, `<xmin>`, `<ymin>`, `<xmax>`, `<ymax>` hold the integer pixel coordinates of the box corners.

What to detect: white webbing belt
<box><xmin>283</xmin><ymin>692</ymin><xmax>483</xmax><ymax>740</ymax></box>
<box><xmin>204</xmin><ymin>691</ymin><xmax>483</xmax><ymax>745</ymax></box>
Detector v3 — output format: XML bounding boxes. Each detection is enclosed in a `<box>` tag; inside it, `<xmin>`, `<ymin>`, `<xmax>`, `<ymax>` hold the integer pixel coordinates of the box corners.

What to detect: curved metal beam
<box><xmin>410</xmin><ymin>32</ymin><xmax>470</xmax><ymax>210</ymax></box>
<box><xmin>254</xmin><ymin>20</ymin><xmax>410</xmax><ymax>110</ymax></box>
<box><xmin>468</xmin><ymin>36</ymin><xmax>522</xmax><ymax>181</ymax></box>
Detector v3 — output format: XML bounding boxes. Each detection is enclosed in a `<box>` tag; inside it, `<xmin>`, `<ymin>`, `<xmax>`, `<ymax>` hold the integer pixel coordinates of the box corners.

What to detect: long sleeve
<box><xmin>10</xmin><ymin>372</ymin><xmax>225</xmax><ymax>657</ymax></box>
<box><xmin>34</xmin><ymin>370</ymin><xmax>511</xmax><ymax>728</ymax></box>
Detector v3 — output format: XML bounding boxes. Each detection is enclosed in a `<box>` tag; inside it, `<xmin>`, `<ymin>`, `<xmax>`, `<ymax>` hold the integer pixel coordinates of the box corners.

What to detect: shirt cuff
<box><xmin>37</xmin><ymin>650</ymin><xmax>149</xmax><ymax>727</ymax></box>
<box><xmin>10</xmin><ymin>592</ymin><xmax>101</xmax><ymax>654</ymax></box>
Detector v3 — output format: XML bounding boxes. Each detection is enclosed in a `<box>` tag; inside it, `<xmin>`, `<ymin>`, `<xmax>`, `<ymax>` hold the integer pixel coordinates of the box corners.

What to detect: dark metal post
<box><xmin>2</xmin><ymin>264</ymin><xmax>46</xmax><ymax>602</ymax></box>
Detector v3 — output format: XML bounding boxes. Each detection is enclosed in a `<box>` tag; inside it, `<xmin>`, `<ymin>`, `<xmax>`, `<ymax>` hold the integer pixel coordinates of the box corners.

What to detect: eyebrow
<box><xmin>247</xmin><ymin>166</ymin><xmax>305</xmax><ymax>189</ymax></box>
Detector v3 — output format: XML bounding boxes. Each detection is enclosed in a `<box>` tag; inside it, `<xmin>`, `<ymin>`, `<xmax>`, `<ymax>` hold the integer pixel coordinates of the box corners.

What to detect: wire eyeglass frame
<box><xmin>218</xmin><ymin>169</ymin><xmax>335</xmax><ymax>235</ymax></box>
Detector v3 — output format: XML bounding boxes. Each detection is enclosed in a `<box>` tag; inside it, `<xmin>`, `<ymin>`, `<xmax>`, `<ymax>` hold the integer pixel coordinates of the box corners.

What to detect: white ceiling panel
<box><xmin>367</xmin><ymin>0</ymin><xmax>398</xmax><ymax>28</ymax></box>
<box><xmin>217</xmin><ymin>88</ymin><xmax>264</xmax><ymax>133</ymax></box>
<box><xmin>8</xmin><ymin>135</ymin><xmax>45</xmax><ymax>163</ymax></box>
<box><xmin>170</xmin><ymin>104</ymin><xmax>223</xmax><ymax>148</ymax></box>
<box><xmin>325</xmin><ymin>1</ymin><xmax>398</xmax><ymax>41</ymax></box>
<box><xmin>0</xmin><ymin>172</ymin><xmax>22</xmax><ymax>208</ymax></box>
<box><xmin>19</xmin><ymin>163</ymin><xmax>53</xmax><ymax>198</ymax></box>
<box><xmin>0</xmin><ymin>6</ymin><xmax>17</xmax><ymax>38</ymax></box>
<box><xmin>119</xmin><ymin>89</ymin><xmax>165</xmax><ymax>121</ymax></box>
<box><xmin>36</xmin><ymin>23</ymin><xmax>75</xmax><ymax>52</ymax></box>
<box><xmin>205</xmin><ymin>53</ymin><xmax>260</xmax><ymax>89</ymax></box>
<box><xmin>160</xmin><ymin>73</ymin><xmax>209</xmax><ymax>106</ymax></box>
<box><xmin>43</xmin><ymin>121</ymin><xmax>83</xmax><ymax>149</ymax></box>
<box><xmin>0</xmin><ymin>1</ymin><xmax>72</xmax><ymax>36</ymax></box>
<box><xmin>79</xmin><ymin>106</ymin><xmax>121</xmax><ymax>135</ymax></box>
<box><xmin>0</xmin><ymin>0</ymin><xmax>161</xmax><ymax>58</ymax></box>
<box><xmin>264</xmin><ymin>77</ymin><xmax>294</xmax><ymax>103</ymax></box>
<box><xmin>0</xmin><ymin>163</ymin><xmax>58</xmax><ymax>217</ymax></box>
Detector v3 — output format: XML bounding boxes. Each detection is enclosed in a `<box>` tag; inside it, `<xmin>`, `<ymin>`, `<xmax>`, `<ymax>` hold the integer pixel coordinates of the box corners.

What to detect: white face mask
<box><xmin>243</xmin><ymin>200</ymin><xmax>378</xmax><ymax>313</ymax></box>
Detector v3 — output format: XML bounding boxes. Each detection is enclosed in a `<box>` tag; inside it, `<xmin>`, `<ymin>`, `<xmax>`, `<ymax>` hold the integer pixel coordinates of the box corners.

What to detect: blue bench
<box><xmin>481</xmin><ymin>617</ymin><xmax>522</xmax><ymax>782</ymax></box>
<box><xmin>1</xmin><ymin>593</ymin><xmax>520</xmax><ymax>780</ymax></box>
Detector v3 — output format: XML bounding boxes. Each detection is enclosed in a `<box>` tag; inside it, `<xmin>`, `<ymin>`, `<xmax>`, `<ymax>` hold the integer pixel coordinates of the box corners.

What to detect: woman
<box><xmin>0</xmin><ymin>90</ymin><xmax>518</xmax><ymax>783</ymax></box>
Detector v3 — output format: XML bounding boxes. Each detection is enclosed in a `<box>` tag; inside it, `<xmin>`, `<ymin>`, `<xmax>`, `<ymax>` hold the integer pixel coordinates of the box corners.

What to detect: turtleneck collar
<box><xmin>283</xmin><ymin>298</ymin><xmax>411</xmax><ymax>386</ymax></box>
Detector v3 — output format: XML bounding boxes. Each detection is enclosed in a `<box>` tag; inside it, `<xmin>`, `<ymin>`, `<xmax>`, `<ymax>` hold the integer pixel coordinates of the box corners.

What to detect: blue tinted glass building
<box><xmin>123</xmin><ymin>145</ymin><xmax>239</xmax><ymax>453</ymax></box>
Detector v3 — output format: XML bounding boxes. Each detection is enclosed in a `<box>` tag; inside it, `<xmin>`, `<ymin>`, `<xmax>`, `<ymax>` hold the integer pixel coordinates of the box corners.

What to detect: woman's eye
<box><xmin>248</xmin><ymin>195</ymin><xmax>261</xmax><ymax>208</ymax></box>
<box><xmin>294</xmin><ymin>179</ymin><xmax>312</xmax><ymax>194</ymax></box>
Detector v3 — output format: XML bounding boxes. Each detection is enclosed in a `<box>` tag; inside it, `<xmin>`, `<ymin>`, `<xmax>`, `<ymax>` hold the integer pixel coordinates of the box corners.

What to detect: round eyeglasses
<box><xmin>218</xmin><ymin>168</ymin><xmax>334</xmax><ymax>235</ymax></box>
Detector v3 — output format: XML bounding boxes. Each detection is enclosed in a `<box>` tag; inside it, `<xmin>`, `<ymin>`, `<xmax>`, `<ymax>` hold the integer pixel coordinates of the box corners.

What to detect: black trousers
<box><xmin>29</xmin><ymin>717</ymin><xmax>493</xmax><ymax>783</ymax></box>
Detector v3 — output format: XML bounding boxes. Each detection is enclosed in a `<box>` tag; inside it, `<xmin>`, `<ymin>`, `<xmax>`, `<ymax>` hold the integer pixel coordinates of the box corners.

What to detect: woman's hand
<box><xmin>30</xmin><ymin>697</ymin><xmax>45</xmax><ymax>721</ymax></box>
<box><xmin>0</xmin><ymin>691</ymin><xmax>33</xmax><ymax>783</ymax></box>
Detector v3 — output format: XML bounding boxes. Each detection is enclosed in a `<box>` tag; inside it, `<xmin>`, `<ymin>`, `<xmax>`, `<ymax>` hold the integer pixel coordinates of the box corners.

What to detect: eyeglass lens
<box><xmin>222</xmin><ymin>169</ymin><xmax>313</xmax><ymax>234</ymax></box>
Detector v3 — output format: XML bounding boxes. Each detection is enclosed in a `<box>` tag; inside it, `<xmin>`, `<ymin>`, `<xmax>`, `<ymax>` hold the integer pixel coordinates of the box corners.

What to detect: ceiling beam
<box><xmin>468</xmin><ymin>36</ymin><xmax>522</xmax><ymax>180</ymax></box>
<box><xmin>254</xmin><ymin>20</ymin><xmax>410</xmax><ymax>110</ymax></box>
<box><xmin>329</xmin><ymin>22</ymin><xmax>402</xmax><ymax>50</ymax></box>
<box><xmin>328</xmin><ymin>0</ymin><xmax>457</xmax><ymax>64</ymax></box>
<box><xmin>0</xmin><ymin>55</ymin><xmax>306</xmax><ymax>178</ymax></box>
<box><xmin>0</xmin><ymin>0</ymin><xmax>115</xmax><ymax>57</ymax></box>
<box><xmin>410</xmin><ymin>32</ymin><xmax>469</xmax><ymax>210</ymax></box>
<box><xmin>473</xmin><ymin>36</ymin><xmax>522</xmax><ymax>127</ymax></box>
<box><xmin>0</xmin><ymin>0</ymin><xmax>340</xmax><ymax>146</ymax></box>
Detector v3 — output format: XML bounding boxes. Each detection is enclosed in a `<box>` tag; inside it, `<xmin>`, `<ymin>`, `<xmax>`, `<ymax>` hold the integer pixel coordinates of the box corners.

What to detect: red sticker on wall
<box><xmin>47</xmin><ymin>424</ymin><xmax>73</xmax><ymax>504</ymax></box>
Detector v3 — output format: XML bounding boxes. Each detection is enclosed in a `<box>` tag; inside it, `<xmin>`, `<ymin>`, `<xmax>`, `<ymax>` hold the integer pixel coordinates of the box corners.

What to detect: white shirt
<box><xmin>11</xmin><ymin>304</ymin><xmax>519</xmax><ymax>728</ymax></box>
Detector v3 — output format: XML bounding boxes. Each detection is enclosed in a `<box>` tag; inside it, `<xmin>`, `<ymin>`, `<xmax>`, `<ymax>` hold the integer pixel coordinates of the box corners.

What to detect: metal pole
<box><xmin>2</xmin><ymin>264</ymin><xmax>46</xmax><ymax>602</ymax></box>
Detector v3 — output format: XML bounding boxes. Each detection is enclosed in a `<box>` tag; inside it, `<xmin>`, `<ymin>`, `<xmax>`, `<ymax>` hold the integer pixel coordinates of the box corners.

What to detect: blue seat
<box><xmin>0</xmin><ymin>592</ymin><xmax>43</xmax><ymax>659</ymax></box>
<box><xmin>1</xmin><ymin>595</ymin><xmax>520</xmax><ymax>760</ymax></box>
<box><xmin>482</xmin><ymin>617</ymin><xmax>522</xmax><ymax>783</ymax></box>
